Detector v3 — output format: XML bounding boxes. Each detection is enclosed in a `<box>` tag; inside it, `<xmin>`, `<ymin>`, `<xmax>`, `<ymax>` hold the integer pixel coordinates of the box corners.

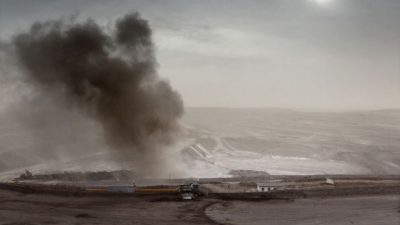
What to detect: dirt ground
<box><xmin>0</xmin><ymin>188</ymin><xmax>399</xmax><ymax>225</ymax></box>
<box><xmin>206</xmin><ymin>195</ymin><xmax>400</xmax><ymax>225</ymax></box>
<box><xmin>0</xmin><ymin>189</ymin><xmax>217</xmax><ymax>225</ymax></box>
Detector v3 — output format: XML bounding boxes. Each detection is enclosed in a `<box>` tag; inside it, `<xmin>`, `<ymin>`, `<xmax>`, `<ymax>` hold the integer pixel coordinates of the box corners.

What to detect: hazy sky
<box><xmin>1</xmin><ymin>0</ymin><xmax>399</xmax><ymax>110</ymax></box>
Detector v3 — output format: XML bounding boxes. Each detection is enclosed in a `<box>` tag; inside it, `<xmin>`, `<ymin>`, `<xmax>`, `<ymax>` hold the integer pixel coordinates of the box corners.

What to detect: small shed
<box><xmin>325</xmin><ymin>178</ymin><xmax>335</xmax><ymax>185</ymax></box>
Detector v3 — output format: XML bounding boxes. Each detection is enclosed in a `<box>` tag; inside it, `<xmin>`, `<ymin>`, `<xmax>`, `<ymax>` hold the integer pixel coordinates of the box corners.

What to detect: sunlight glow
<box><xmin>311</xmin><ymin>0</ymin><xmax>333</xmax><ymax>6</ymax></box>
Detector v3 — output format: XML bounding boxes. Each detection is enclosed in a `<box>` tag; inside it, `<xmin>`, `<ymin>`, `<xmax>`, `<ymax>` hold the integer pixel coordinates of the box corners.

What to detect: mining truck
<box><xmin>178</xmin><ymin>180</ymin><xmax>201</xmax><ymax>200</ymax></box>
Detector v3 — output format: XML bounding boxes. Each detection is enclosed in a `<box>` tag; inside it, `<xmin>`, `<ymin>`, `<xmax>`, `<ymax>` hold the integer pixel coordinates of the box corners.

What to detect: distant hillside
<box><xmin>0</xmin><ymin>108</ymin><xmax>399</xmax><ymax>178</ymax></box>
<box><xmin>180</xmin><ymin>108</ymin><xmax>400</xmax><ymax>176</ymax></box>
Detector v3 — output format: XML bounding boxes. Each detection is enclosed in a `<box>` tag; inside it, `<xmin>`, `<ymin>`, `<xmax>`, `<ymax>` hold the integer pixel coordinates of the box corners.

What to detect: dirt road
<box><xmin>1</xmin><ymin>188</ymin><xmax>399</xmax><ymax>225</ymax></box>
<box><xmin>0</xmin><ymin>189</ymin><xmax>217</xmax><ymax>225</ymax></box>
<box><xmin>206</xmin><ymin>195</ymin><xmax>400</xmax><ymax>225</ymax></box>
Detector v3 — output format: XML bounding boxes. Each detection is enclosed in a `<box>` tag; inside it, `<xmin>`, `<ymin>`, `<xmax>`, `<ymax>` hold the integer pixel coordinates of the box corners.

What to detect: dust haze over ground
<box><xmin>0</xmin><ymin>12</ymin><xmax>183</xmax><ymax>177</ymax></box>
<box><xmin>180</xmin><ymin>108</ymin><xmax>400</xmax><ymax>177</ymax></box>
<box><xmin>1</xmin><ymin>107</ymin><xmax>399</xmax><ymax>179</ymax></box>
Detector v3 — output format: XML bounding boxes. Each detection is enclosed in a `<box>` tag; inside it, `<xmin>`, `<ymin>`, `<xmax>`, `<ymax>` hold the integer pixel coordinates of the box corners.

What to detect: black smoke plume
<box><xmin>11</xmin><ymin>13</ymin><xmax>183</xmax><ymax>171</ymax></box>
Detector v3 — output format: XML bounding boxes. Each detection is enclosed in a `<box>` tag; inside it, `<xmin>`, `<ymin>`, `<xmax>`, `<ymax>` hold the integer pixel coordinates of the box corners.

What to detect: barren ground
<box><xmin>1</xmin><ymin>188</ymin><xmax>399</xmax><ymax>225</ymax></box>
<box><xmin>206</xmin><ymin>195</ymin><xmax>400</xmax><ymax>225</ymax></box>
<box><xmin>0</xmin><ymin>188</ymin><xmax>217</xmax><ymax>225</ymax></box>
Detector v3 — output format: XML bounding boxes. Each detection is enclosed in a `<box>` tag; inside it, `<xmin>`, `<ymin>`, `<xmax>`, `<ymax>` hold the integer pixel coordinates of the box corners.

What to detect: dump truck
<box><xmin>178</xmin><ymin>180</ymin><xmax>201</xmax><ymax>200</ymax></box>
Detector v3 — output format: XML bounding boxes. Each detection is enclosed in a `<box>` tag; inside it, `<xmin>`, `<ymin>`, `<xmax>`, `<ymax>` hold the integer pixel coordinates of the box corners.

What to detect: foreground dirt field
<box><xmin>206</xmin><ymin>195</ymin><xmax>400</xmax><ymax>225</ymax></box>
<box><xmin>0</xmin><ymin>187</ymin><xmax>399</xmax><ymax>225</ymax></box>
<box><xmin>0</xmin><ymin>189</ymin><xmax>217</xmax><ymax>225</ymax></box>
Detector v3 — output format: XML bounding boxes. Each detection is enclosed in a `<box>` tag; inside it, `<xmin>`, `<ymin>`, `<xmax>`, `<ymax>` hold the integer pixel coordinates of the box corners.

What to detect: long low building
<box><xmin>256</xmin><ymin>182</ymin><xmax>295</xmax><ymax>192</ymax></box>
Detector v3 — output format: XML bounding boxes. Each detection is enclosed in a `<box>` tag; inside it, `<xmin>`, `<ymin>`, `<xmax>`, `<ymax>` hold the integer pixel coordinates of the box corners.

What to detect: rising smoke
<box><xmin>8</xmin><ymin>12</ymin><xmax>184</xmax><ymax>175</ymax></box>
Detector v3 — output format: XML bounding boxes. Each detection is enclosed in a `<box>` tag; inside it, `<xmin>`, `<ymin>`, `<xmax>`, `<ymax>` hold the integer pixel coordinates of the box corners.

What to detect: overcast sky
<box><xmin>1</xmin><ymin>0</ymin><xmax>399</xmax><ymax>110</ymax></box>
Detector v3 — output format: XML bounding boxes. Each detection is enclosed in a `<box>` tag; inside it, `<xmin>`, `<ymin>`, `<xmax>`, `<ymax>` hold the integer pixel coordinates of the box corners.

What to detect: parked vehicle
<box><xmin>178</xmin><ymin>180</ymin><xmax>201</xmax><ymax>200</ymax></box>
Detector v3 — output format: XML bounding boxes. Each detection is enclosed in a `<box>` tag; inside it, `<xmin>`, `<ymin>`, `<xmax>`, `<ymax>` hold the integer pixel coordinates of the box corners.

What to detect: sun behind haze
<box><xmin>0</xmin><ymin>0</ymin><xmax>399</xmax><ymax>111</ymax></box>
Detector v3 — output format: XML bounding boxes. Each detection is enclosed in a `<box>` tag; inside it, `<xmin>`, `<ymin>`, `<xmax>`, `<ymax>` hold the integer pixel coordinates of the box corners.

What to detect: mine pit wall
<box><xmin>0</xmin><ymin>182</ymin><xmax>85</xmax><ymax>196</ymax></box>
<box><xmin>1</xmin><ymin>174</ymin><xmax>399</xmax><ymax>200</ymax></box>
<box><xmin>199</xmin><ymin>174</ymin><xmax>400</xmax><ymax>183</ymax></box>
<box><xmin>0</xmin><ymin>182</ymin><xmax>179</xmax><ymax>197</ymax></box>
<box><xmin>0</xmin><ymin>181</ymin><xmax>399</xmax><ymax>201</ymax></box>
